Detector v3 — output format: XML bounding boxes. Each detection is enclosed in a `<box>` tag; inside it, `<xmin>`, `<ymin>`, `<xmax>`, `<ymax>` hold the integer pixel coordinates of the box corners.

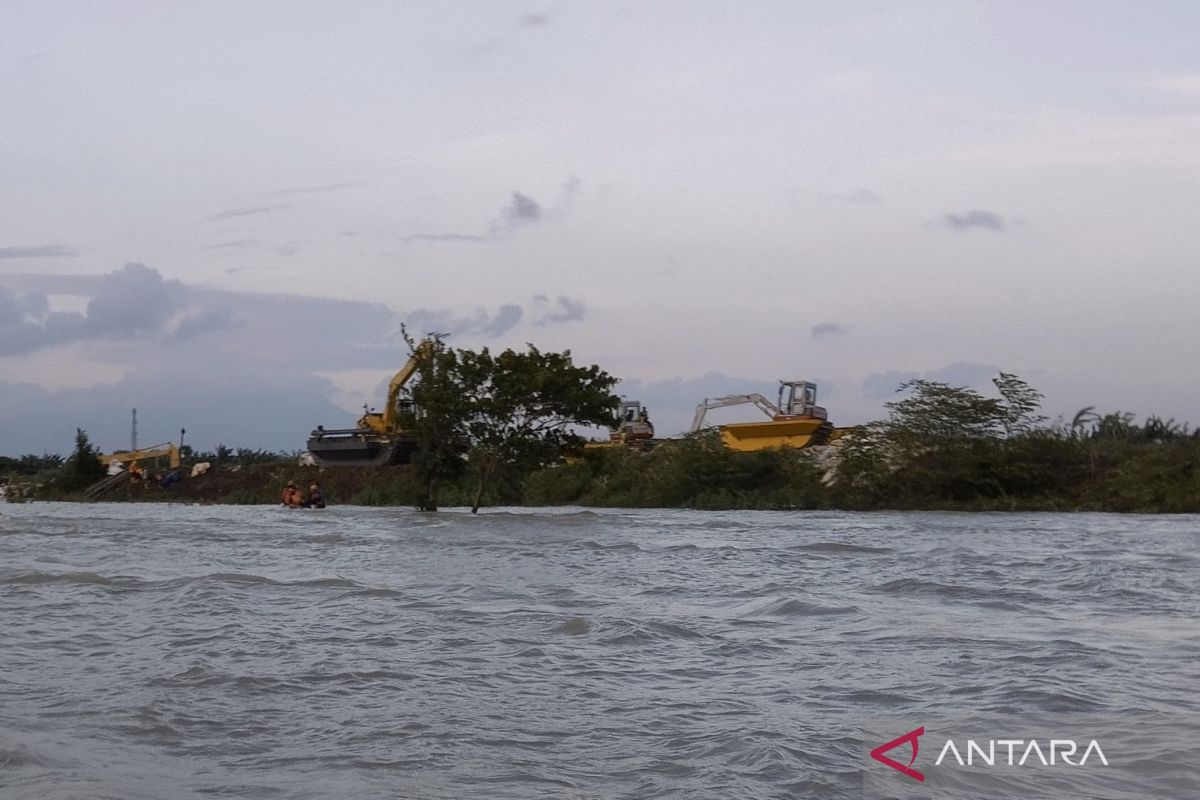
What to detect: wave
<box><xmin>788</xmin><ymin>541</ymin><xmax>893</xmax><ymax>554</ymax></box>
<box><xmin>740</xmin><ymin>597</ymin><xmax>862</xmax><ymax>617</ymax></box>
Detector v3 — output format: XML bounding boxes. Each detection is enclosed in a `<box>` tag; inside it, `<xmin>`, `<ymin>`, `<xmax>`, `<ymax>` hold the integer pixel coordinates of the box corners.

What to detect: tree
<box><xmin>992</xmin><ymin>372</ymin><xmax>1047</xmax><ymax>437</ymax></box>
<box><xmin>58</xmin><ymin>428</ymin><xmax>106</xmax><ymax>491</ymax></box>
<box><xmin>397</xmin><ymin>332</ymin><xmax>469</xmax><ymax>512</ymax></box>
<box><xmin>456</xmin><ymin>346</ymin><xmax>619</xmax><ymax>512</ymax></box>
<box><xmin>397</xmin><ymin>335</ymin><xmax>620</xmax><ymax>512</ymax></box>
<box><xmin>884</xmin><ymin>379</ymin><xmax>1006</xmax><ymax>442</ymax></box>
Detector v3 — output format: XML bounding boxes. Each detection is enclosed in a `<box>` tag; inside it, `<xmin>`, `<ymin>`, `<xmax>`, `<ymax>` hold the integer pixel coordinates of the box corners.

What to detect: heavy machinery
<box><xmin>610</xmin><ymin>400</ymin><xmax>655</xmax><ymax>443</ymax></box>
<box><xmin>306</xmin><ymin>340</ymin><xmax>432</xmax><ymax>466</ymax></box>
<box><xmin>100</xmin><ymin>443</ymin><xmax>181</xmax><ymax>470</ymax></box>
<box><xmin>583</xmin><ymin>400</ymin><xmax>658</xmax><ymax>451</ymax></box>
<box><xmin>690</xmin><ymin>380</ymin><xmax>835</xmax><ymax>451</ymax></box>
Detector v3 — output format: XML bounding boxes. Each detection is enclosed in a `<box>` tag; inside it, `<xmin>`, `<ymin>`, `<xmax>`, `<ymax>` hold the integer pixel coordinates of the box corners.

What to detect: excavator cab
<box><xmin>778</xmin><ymin>381</ymin><xmax>827</xmax><ymax>420</ymax></box>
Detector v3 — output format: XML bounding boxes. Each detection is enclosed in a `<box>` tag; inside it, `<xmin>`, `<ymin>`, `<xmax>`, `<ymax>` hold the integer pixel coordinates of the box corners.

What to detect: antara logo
<box><xmin>870</xmin><ymin>726</ymin><xmax>926</xmax><ymax>782</ymax></box>
<box><xmin>871</xmin><ymin>726</ymin><xmax>1109</xmax><ymax>783</ymax></box>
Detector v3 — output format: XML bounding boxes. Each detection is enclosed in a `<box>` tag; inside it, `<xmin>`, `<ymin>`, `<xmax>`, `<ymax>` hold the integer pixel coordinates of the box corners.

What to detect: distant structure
<box><xmin>131</xmin><ymin>408</ymin><xmax>138</xmax><ymax>452</ymax></box>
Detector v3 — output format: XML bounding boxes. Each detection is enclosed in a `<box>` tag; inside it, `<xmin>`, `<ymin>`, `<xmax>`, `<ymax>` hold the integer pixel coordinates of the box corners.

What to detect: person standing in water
<box><xmin>281</xmin><ymin>481</ymin><xmax>304</xmax><ymax>508</ymax></box>
<box><xmin>306</xmin><ymin>482</ymin><xmax>326</xmax><ymax>509</ymax></box>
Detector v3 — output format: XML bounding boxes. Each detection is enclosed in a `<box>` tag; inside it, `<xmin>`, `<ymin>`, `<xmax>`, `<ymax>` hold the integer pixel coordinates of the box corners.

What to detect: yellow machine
<box><xmin>583</xmin><ymin>400</ymin><xmax>658</xmax><ymax>451</ymax></box>
<box><xmin>306</xmin><ymin>339</ymin><xmax>433</xmax><ymax>466</ymax></box>
<box><xmin>100</xmin><ymin>443</ymin><xmax>181</xmax><ymax>470</ymax></box>
<box><xmin>691</xmin><ymin>381</ymin><xmax>835</xmax><ymax>451</ymax></box>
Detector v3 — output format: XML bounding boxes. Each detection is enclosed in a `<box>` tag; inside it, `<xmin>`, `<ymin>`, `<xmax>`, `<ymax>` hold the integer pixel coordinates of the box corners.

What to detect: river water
<box><xmin>1</xmin><ymin>503</ymin><xmax>1197</xmax><ymax>799</ymax></box>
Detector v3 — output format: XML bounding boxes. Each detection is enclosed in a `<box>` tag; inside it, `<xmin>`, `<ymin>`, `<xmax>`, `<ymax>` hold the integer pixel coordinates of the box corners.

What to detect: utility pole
<box><xmin>131</xmin><ymin>408</ymin><xmax>138</xmax><ymax>451</ymax></box>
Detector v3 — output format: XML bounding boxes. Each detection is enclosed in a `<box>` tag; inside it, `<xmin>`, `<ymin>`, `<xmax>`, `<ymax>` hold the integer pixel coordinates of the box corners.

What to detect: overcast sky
<box><xmin>3</xmin><ymin>2</ymin><xmax>1199</xmax><ymax>455</ymax></box>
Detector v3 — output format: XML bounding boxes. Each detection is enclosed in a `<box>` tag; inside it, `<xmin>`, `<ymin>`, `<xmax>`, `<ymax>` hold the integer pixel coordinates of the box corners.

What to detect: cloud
<box><xmin>401</xmin><ymin>233</ymin><xmax>488</xmax><ymax>244</ymax></box>
<box><xmin>170</xmin><ymin>309</ymin><xmax>241</xmax><ymax>341</ymax></box>
<box><xmin>520</xmin><ymin>13</ymin><xmax>550</xmax><ymax>27</ymax></box>
<box><xmin>84</xmin><ymin>262</ymin><xmax>180</xmax><ymax>336</ymax></box>
<box><xmin>811</xmin><ymin>322</ymin><xmax>849</xmax><ymax>339</ymax></box>
<box><xmin>206</xmin><ymin>239</ymin><xmax>259</xmax><ymax>250</ymax></box>
<box><xmin>942</xmin><ymin>210</ymin><xmax>1006</xmax><ymax>232</ymax></box>
<box><xmin>0</xmin><ymin>263</ymin><xmax>181</xmax><ymax>355</ymax></box>
<box><xmin>259</xmin><ymin>182</ymin><xmax>367</xmax><ymax>198</ymax></box>
<box><xmin>495</xmin><ymin>192</ymin><xmax>542</xmax><ymax>230</ymax></box>
<box><xmin>402</xmin><ymin>303</ymin><xmax>525</xmax><ymax>339</ymax></box>
<box><xmin>1</xmin><ymin>266</ymin><xmax>595</xmax><ymax>452</ymax></box>
<box><xmin>0</xmin><ymin>245</ymin><xmax>78</xmax><ymax>259</ymax></box>
<box><xmin>202</xmin><ymin>205</ymin><xmax>287</xmax><ymax>222</ymax></box>
<box><xmin>276</xmin><ymin>241</ymin><xmax>301</xmax><ymax>256</ymax></box>
<box><xmin>407</xmin><ymin>182</ymin><xmax>575</xmax><ymax>244</ymax></box>
<box><xmin>818</xmin><ymin>189</ymin><xmax>883</xmax><ymax>205</ymax></box>
<box><xmin>533</xmin><ymin>295</ymin><xmax>586</xmax><ymax>325</ymax></box>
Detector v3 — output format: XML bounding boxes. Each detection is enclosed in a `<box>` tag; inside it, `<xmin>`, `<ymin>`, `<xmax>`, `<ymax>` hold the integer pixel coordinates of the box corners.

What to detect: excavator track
<box><xmin>306</xmin><ymin>428</ymin><xmax>416</xmax><ymax>467</ymax></box>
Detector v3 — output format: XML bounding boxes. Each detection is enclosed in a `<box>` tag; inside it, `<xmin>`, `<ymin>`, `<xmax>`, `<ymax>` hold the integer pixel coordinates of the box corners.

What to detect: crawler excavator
<box><xmin>690</xmin><ymin>380</ymin><xmax>836</xmax><ymax>451</ymax></box>
<box><xmin>306</xmin><ymin>340</ymin><xmax>433</xmax><ymax>467</ymax></box>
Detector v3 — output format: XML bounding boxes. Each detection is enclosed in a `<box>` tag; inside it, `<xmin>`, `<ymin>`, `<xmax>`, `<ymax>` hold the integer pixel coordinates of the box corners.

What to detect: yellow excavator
<box><xmin>690</xmin><ymin>380</ymin><xmax>836</xmax><ymax>451</ymax></box>
<box><xmin>100</xmin><ymin>443</ymin><xmax>181</xmax><ymax>470</ymax></box>
<box><xmin>306</xmin><ymin>339</ymin><xmax>433</xmax><ymax>466</ymax></box>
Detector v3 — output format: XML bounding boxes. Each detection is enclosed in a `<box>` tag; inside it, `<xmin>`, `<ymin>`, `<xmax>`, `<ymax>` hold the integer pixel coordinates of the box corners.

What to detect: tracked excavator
<box><xmin>100</xmin><ymin>443</ymin><xmax>181</xmax><ymax>470</ymax></box>
<box><xmin>306</xmin><ymin>340</ymin><xmax>433</xmax><ymax>467</ymax></box>
<box><xmin>690</xmin><ymin>380</ymin><xmax>835</xmax><ymax>451</ymax></box>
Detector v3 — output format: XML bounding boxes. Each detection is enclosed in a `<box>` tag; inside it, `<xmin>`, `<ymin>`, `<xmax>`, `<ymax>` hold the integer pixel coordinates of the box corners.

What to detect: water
<box><xmin>1</xmin><ymin>503</ymin><xmax>1197</xmax><ymax>798</ymax></box>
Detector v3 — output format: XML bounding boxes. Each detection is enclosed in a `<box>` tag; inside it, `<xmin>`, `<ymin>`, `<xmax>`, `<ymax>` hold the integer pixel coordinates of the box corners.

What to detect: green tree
<box><xmin>992</xmin><ymin>372</ymin><xmax>1047</xmax><ymax>437</ymax></box>
<box><xmin>58</xmin><ymin>428</ymin><xmax>106</xmax><ymax>491</ymax></box>
<box><xmin>397</xmin><ymin>333</ymin><xmax>468</xmax><ymax>511</ymax></box>
<box><xmin>884</xmin><ymin>379</ymin><xmax>1006</xmax><ymax>442</ymax></box>
<box><xmin>457</xmin><ymin>345</ymin><xmax>619</xmax><ymax>513</ymax></box>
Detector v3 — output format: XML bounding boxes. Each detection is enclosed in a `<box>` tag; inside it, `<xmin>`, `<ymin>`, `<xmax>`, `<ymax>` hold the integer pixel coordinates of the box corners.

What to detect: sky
<box><xmin>3</xmin><ymin>1</ymin><xmax>1199</xmax><ymax>455</ymax></box>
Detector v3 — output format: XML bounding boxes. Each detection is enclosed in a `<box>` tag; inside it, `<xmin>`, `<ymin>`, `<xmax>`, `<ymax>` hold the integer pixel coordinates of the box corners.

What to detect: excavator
<box><xmin>690</xmin><ymin>380</ymin><xmax>836</xmax><ymax>451</ymax></box>
<box><xmin>306</xmin><ymin>339</ymin><xmax>433</xmax><ymax>466</ymax></box>
<box><xmin>100</xmin><ymin>442</ymin><xmax>181</xmax><ymax>470</ymax></box>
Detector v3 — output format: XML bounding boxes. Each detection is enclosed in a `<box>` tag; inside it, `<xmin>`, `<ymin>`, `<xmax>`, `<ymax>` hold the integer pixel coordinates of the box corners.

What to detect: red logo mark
<box><xmin>870</xmin><ymin>726</ymin><xmax>926</xmax><ymax>783</ymax></box>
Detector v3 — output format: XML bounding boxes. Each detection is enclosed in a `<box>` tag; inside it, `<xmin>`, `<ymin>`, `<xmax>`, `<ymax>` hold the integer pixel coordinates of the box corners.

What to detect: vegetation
<box><xmin>6</xmin><ymin>372</ymin><xmax>1200</xmax><ymax>512</ymax></box>
<box><xmin>56</xmin><ymin>429</ymin><xmax>107</xmax><ymax>492</ymax></box>
<box><xmin>397</xmin><ymin>333</ymin><xmax>619</xmax><ymax>512</ymax></box>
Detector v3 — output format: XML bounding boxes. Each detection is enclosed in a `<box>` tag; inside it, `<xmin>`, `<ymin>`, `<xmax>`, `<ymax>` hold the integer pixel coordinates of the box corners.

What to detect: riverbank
<box><xmin>9</xmin><ymin>430</ymin><xmax>1200</xmax><ymax>512</ymax></box>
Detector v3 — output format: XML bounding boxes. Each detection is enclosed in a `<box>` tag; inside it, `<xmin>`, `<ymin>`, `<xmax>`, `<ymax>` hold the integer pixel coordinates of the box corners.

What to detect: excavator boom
<box><xmin>308</xmin><ymin>338</ymin><xmax>434</xmax><ymax>466</ymax></box>
<box><xmin>101</xmin><ymin>443</ymin><xmax>180</xmax><ymax>469</ymax></box>
<box><xmin>690</xmin><ymin>393</ymin><xmax>781</xmax><ymax>432</ymax></box>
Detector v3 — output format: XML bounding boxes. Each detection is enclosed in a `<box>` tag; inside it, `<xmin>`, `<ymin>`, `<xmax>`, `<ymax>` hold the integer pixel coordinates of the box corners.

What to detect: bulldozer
<box><xmin>306</xmin><ymin>340</ymin><xmax>432</xmax><ymax>467</ymax></box>
<box><xmin>690</xmin><ymin>380</ymin><xmax>836</xmax><ymax>451</ymax></box>
<box><xmin>583</xmin><ymin>400</ymin><xmax>659</xmax><ymax>451</ymax></box>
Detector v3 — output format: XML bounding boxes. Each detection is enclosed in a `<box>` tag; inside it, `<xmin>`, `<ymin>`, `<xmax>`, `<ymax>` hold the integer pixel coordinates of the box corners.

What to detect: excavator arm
<box><xmin>101</xmin><ymin>443</ymin><xmax>180</xmax><ymax>469</ymax></box>
<box><xmin>690</xmin><ymin>393</ymin><xmax>783</xmax><ymax>432</ymax></box>
<box><xmin>382</xmin><ymin>339</ymin><xmax>434</xmax><ymax>429</ymax></box>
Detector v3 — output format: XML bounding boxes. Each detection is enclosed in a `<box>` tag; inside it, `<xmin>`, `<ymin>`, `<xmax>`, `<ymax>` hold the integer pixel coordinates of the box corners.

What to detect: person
<box><xmin>160</xmin><ymin>467</ymin><xmax>181</xmax><ymax>488</ymax></box>
<box><xmin>306</xmin><ymin>481</ymin><xmax>326</xmax><ymax>509</ymax></box>
<box><xmin>281</xmin><ymin>480</ymin><xmax>304</xmax><ymax>508</ymax></box>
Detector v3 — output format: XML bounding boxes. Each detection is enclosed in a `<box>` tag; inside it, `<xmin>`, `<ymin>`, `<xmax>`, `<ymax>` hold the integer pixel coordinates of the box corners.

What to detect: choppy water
<box><xmin>1</xmin><ymin>503</ymin><xmax>1197</xmax><ymax>799</ymax></box>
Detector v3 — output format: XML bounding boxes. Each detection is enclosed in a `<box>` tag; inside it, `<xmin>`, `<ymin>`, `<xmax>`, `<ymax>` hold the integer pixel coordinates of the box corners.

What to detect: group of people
<box><xmin>281</xmin><ymin>480</ymin><xmax>325</xmax><ymax>509</ymax></box>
